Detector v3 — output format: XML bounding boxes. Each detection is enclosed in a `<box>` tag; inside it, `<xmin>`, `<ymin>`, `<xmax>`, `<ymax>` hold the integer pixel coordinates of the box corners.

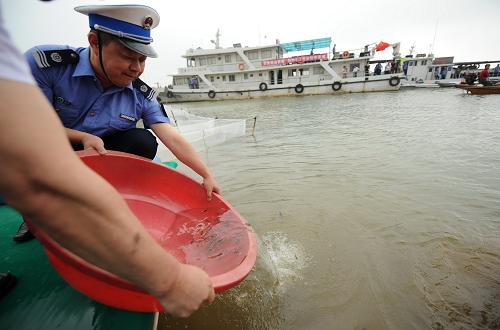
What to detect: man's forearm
<box><xmin>24</xmin><ymin>170</ymin><xmax>181</xmax><ymax>298</ymax></box>
<box><xmin>0</xmin><ymin>81</ymin><xmax>180</xmax><ymax>298</ymax></box>
<box><xmin>65</xmin><ymin>127</ymin><xmax>90</xmax><ymax>144</ymax></box>
<box><xmin>151</xmin><ymin>123</ymin><xmax>214</xmax><ymax>180</ymax></box>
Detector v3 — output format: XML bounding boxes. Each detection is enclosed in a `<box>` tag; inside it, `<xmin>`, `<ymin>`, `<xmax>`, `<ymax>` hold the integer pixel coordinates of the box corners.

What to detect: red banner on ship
<box><xmin>261</xmin><ymin>53</ymin><xmax>328</xmax><ymax>66</ymax></box>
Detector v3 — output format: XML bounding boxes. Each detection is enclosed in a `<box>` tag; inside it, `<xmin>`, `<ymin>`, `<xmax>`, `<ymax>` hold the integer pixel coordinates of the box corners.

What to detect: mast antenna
<box><xmin>429</xmin><ymin>19</ymin><xmax>438</xmax><ymax>55</ymax></box>
<box><xmin>210</xmin><ymin>29</ymin><xmax>221</xmax><ymax>49</ymax></box>
<box><xmin>409</xmin><ymin>42</ymin><xmax>415</xmax><ymax>55</ymax></box>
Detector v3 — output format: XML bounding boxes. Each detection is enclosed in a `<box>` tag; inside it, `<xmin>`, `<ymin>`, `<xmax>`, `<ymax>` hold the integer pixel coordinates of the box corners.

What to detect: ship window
<box><xmin>259</xmin><ymin>73</ymin><xmax>262</xmax><ymax>77</ymax></box>
<box><xmin>247</xmin><ymin>51</ymin><xmax>258</xmax><ymax>60</ymax></box>
<box><xmin>229</xmin><ymin>75</ymin><xmax>235</xmax><ymax>82</ymax></box>
<box><xmin>313</xmin><ymin>67</ymin><xmax>324</xmax><ymax>75</ymax></box>
<box><xmin>208</xmin><ymin>57</ymin><xmax>216</xmax><ymax>65</ymax></box>
<box><xmin>261</xmin><ymin>50</ymin><xmax>272</xmax><ymax>59</ymax></box>
<box><xmin>244</xmin><ymin>73</ymin><xmax>248</xmax><ymax>79</ymax></box>
<box><xmin>199</xmin><ymin>58</ymin><xmax>207</xmax><ymax>66</ymax></box>
<box><xmin>225</xmin><ymin>55</ymin><xmax>231</xmax><ymax>63</ymax></box>
<box><xmin>421</xmin><ymin>60</ymin><xmax>427</xmax><ymax>65</ymax></box>
<box><xmin>298</xmin><ymin>68</ymin><xmax>309</xmax><ymax>76</ymax></box>
<box><xmin>176</xmin><ymin>78</ymin><xmax>186</xmax><ymax>86</ymax></box>
<box><xmin>250</xmin><ymin>74</ymin><xmax>254</xmax><ymax>77</ymax></box>
<box><xmin>289</xmin><ymin>69</ymin><xmax>297</xmax><ymax>77</ymax></box>
<box><xmin>223</xmin><ymin>75</ymin><xmax>226</xmax><ymax>81</ymax></box>
<box><xmin>217</xmin><ymin>76</ymin><xmax>220</xmax><ymax>79</ymax></box>
<box><xmin>210</xmin><ymin>76</ymin><xmax>214</xmax><ymax>82</ymax></box>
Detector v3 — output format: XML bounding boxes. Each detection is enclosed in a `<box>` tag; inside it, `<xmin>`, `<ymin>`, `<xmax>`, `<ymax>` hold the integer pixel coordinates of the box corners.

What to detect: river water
<box><xmin>160</xmin><ymin>89</ymin><xmax>500</xmax><ymax>329</ymax></box>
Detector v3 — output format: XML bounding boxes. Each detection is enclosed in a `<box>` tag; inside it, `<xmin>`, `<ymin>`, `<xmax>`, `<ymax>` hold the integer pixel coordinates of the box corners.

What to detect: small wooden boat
<box><xmin>456</xmin><ymin>84</ymin><xmax>500</xmax><ymax>95</ymax></box>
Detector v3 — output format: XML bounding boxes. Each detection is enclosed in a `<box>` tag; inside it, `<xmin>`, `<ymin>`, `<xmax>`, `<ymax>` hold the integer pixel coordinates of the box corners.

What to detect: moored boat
<box><xmin>158</xmin><ymin>35</ymin><xmax>403</xmax><ymax>103</ymax></box>
<box><xmin>455</xmin><ymin>84</ymin><xmax>500</xmax><ymax>95</ymax></box>
<box><xmin>399</xmin><ymin>53</ymin><xmax>461</xmax><ymax>88</ymax></box>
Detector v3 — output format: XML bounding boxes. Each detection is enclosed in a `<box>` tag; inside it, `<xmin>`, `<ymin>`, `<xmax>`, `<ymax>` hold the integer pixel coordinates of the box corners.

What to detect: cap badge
<box><xmin>140</xmin><ymin>85</ymin><xmax>148</xmax><ymax>93</ymax></box>
<box><xmin>50</xmin><ymin>52</ymin><xmax>62</xmax><ymax>63</ymax></box>
<box><xmin>143</xmin><ymin>16</ymin><xmax>153</xmax><ymax>29</ymax></box>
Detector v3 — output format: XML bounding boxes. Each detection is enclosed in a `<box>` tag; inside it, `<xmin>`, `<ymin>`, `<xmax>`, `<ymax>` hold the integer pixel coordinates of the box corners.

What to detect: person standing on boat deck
<box><xmin>352</xmin><ymin>65</ymin><xmax>359</xmax><ymax>78</ymax></box>
<box><xmin>364</xmin><ymin>62</ymin><xmax>370</xmax><ymax>76</ymax></box>
<box><xmin>479</xmin><ymin>64</ymin><xmax>492</xmax><ymax>86</ymax></box>
<box><xmin>390</xmin><ymin>60</ymin><xmax>397</xmax><ymax>74</ymax></box>
<box><xmin>374</xmin><ymin>62</ymin><xmax>382</xmax><ymax>75</ymax></box>
<box><xmin>0</xmin><ymin>2</ymin><xmax>214</xmax><ymax>315</ymax></box>
<box><xmin>192</xmin><ymin>76</ymin><xmax>199</xmax><ymax>89</ymax></box>
<box><xmin>494</xmin><ymin>64</ymin><xmax>500</xmax><ymax>77</ymax></box>
<box><xmin>384</xmin><ymin>62</ymin><xmax>391</xmax><ymax>74</ymax></box>
<box><xmin>16</xmin><ymin>4</ymin><xmax>220</xmax><ymax>242</ymax></box>
<box><xmin>342</xmin><ymin>65</ymin><xmax>348</xmax><ymax>78</ymax></box>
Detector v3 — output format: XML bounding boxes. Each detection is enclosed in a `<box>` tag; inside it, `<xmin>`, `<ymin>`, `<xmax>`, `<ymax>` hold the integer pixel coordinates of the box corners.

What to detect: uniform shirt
<box><xmin>25</xmin><ymin>45</ymin><xmax>169</xmax><ymax>137</ymax></box>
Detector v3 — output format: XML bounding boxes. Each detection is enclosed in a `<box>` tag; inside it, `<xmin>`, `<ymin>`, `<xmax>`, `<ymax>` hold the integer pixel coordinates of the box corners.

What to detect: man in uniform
<box><xmin>1</xmin><ymin>2</ymin><xmax>214</xmax><ymax>315</ymax></box>
<box><xmin>15</xmin><ymin>4</ymin><xmax>220</xmax><ymax>241</ymax></box>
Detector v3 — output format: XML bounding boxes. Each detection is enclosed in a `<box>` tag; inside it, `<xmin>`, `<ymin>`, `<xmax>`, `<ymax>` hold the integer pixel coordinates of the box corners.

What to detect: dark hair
<box><xmin>89</xmin><ymin>29</ymin><xmax>119</xmax><ymax>46</ymax></box>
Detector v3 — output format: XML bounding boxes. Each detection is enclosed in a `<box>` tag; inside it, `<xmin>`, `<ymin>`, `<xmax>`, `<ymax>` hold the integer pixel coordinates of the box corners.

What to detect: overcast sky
<box><xmin>3</xmin><ymin>0</ymin><xmax>500</xmax><ymax>86</ymax></box>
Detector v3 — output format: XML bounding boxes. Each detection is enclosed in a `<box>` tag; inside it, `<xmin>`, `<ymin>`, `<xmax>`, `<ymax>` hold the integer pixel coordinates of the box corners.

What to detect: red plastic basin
<box><xmin>28</xmin><ymin>151</ymin><xmax>257</xmax><ymax>312</ymax></box>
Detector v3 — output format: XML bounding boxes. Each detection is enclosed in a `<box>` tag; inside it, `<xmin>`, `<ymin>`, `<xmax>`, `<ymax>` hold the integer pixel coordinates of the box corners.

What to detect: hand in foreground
<box><xmin>202</xmin><ymin>176</ymin><xmax>220</xmax><ymax>201</ymax></box>
<box><xmin>159</xmin><ymin>264</ymin><xmax>215</xmax><ymax>318</ymax></box>
<box><xmin>81</xmin><ymin>134</ymin><xmax>107</xmax><ymax>155</ymax></box>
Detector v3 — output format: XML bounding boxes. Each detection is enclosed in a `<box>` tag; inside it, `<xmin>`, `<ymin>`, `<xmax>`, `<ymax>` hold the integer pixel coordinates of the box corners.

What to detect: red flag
<box><xmin>375</xmin><ymin>41</ymin><xmax>390</xmax><ymax>51</ymax></box>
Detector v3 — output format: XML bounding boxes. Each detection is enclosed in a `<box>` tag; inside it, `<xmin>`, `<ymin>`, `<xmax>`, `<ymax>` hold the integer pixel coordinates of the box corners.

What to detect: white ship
<box><xmin>399</xmin><ymin>52</ymin><xmax>460</xmax><ymax>88</ymax></box>
<box><xmin>159</xmin><ymin>33</ymin><xmax>403</xmax><ymax>103</ymax></box>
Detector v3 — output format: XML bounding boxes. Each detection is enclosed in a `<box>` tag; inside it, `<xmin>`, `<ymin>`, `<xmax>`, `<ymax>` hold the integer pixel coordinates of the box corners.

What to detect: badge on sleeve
<box><xmin>133</xmin><ymin>78</ymin><xmax>157</xmax><ymax>100</ymax></box>
<box><xmin>32</xmin><ymin>49</ymin><xmax>79</xmax><ymax>69</ymax></box>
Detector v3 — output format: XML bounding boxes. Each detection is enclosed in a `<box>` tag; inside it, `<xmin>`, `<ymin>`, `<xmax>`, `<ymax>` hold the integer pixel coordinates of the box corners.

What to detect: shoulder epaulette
<box><xmin>32</xmin><ymin>49</ymin><xmax>79</xmax><ymax>69</ymax></box>
<box><xmin>133</xmin><ymin>78</ymin><xmax>157</xmax><ymax>100</ymax></box>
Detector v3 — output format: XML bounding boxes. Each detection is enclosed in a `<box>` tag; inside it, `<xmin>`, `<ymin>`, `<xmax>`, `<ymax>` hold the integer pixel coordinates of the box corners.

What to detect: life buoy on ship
<box><xmin>208</xmin><ymin>90</ymin><xmax>216</xmax><ymax>98</ymax></box>
<box><xmin>259</xmin><ymin>82</ymin><xmax>268</xmax><ymax>91</ymax></box>
<box><xmin>342</xmin><ymin>51</ymin><xmax>350</xmax><ymax>59</ymax></box>
<box><xmin>166</xmin><ymin>90</ymin><xmax>174</xmax><ymax>98</ymax></box>
<box><xmin>294</xmin><ymin>84</ymin><xmax>304</xmax><ymax>94</ymax></box>
<box><xmin>389</xmin><ymin>76</ymin><xmax>400</xmax><ymax>87</ymax></box>
<box><xmin>238</xmin><ymin>63</ymin><xmax>245</xmax><ymax>70</ymax></box>
<box><xmin>332</xmin><ymin>81</ymin><xmax>342</xmax><ymax>91</ymax></box>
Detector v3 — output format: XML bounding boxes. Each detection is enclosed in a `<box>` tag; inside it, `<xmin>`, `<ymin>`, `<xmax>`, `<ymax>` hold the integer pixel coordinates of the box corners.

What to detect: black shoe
<box><xmin>13</xmin><ymin>221</ymin><xmax>34</xmax><ymax>242</ymax></box>
<box><xmin>0</xmin><ymin>272</ymin><xmax>17</xmax><ymax>299</ymax></box>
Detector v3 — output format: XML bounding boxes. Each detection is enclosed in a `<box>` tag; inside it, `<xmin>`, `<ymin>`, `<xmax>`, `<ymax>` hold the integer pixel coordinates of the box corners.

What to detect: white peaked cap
<box><xmin>75</xmin><ymin>4</ymin><xmax>160</xmax><ymax>57</ymax></box>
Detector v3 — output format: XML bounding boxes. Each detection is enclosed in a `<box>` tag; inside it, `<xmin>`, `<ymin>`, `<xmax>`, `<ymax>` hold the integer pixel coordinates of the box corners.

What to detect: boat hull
<box><xmin>456</xmin><ymin>84</ymin><xmax>500</xmax><ymax>95</ymax></box>
<box><xmin>162</xmin><ymin>77</ymin><xmax>400</xmax><ymax>103</ymax></box>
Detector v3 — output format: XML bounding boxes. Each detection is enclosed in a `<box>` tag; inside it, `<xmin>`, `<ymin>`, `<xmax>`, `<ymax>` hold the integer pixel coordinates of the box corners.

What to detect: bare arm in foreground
<box><xmin>0</xmin><ymin>80</ymin><xmax>214</xmax><ymax>317</ymax></box>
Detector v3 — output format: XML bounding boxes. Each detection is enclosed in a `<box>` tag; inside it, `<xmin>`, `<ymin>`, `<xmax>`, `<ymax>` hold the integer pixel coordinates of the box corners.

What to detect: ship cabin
<box><xmin>402</xmin><ymin>53</ymin><xmax>454</xmax><ymax>82</ymax></box>
<box><xmin>170</xmin><ymin>37</ymin><xmax>372</xmax><ymax>92</ymax></box>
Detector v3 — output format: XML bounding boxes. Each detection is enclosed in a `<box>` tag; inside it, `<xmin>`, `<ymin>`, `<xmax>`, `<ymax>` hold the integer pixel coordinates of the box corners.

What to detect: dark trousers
<box><xmin>479</xmin><ymin>79</ymin><xmax>493</xmax><ymax>86</ymax></box>
<box><xmin>74</xmin><ymin>128</ymin><xmax>158</xmax><ymax>160</ymax></box>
